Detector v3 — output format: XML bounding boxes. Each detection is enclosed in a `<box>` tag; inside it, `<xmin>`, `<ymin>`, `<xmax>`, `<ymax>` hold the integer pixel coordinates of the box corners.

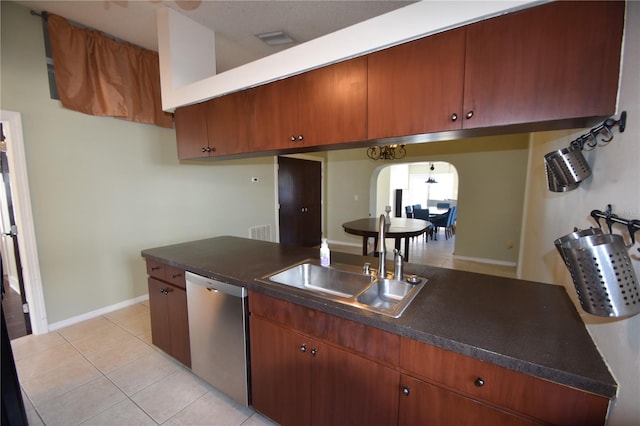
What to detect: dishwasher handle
<box><xmin>186</xmin><ymin>271</ymin><xmax>247</xmax><ymax>298</ymax></box>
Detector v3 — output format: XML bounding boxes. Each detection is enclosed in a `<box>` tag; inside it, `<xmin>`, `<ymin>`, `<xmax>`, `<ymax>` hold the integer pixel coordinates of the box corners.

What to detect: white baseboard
<box><xmin>452</xmin><ymin>254</ymin><xmax>517</xmax><ymax>268</ymax></box>
<box><xmin>48</xmin><ymin>294</ymin><xmax>149</xmax><ymax>331</ymax></box>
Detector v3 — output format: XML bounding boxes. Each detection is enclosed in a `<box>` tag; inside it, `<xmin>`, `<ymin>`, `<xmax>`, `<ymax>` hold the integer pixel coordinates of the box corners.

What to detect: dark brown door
<box><xmin>278</xmin><ymin>156</ymin><xmax>321</xmax><ymax>247</ymax></box>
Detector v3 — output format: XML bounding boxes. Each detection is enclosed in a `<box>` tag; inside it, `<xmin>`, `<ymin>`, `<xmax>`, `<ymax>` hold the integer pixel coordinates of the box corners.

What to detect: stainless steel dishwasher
<box><xmin>185</xmin><ymin>272</ymin><xmax>249</xmax><ymax>406</ymax></box>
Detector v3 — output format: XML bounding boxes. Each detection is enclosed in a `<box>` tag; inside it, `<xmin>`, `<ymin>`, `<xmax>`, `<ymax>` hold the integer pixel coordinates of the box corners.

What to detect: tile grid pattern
<box><xmin>11</xmin><ymin>301</ymin><xmax>275</xmax><ymax>426</ymax></box>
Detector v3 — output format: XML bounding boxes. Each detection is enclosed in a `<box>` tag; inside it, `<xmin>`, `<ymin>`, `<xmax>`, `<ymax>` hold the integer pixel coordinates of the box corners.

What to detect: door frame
<box><xmin>274</xmin><ymin>154</ymin><xmax>325</xmax><ymax>244</ymax></box>
<box><xmin>0</xmin><ymin>110</ymin><xmax>48</xmax><ymax>334</ymax></box>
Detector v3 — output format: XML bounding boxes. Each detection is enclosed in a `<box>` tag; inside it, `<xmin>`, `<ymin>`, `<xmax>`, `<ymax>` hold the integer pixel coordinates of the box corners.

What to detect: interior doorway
<box><xmin>277</xmin><ymin>156</ymin><xmax>323</xmax><ymax>247</ymax></box>
<box><xmin>0</xmin><ymin>111</ymin><xmax>47</xmax><ymax>336</ymax></box>
<box><xmin>376</xmin><ymin>162</ymin><xmax>458</xmax><ymax>217</ymax></box>
<box><xmin>1</xmin><ymin>142</ymin><xmax>31</xmax><ymax>338</ymax></box>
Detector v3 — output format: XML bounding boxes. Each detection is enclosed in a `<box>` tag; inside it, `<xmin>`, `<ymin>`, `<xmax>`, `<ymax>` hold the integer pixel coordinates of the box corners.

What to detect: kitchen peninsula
<box><xmin>142</xmin><ymin>236</ymin><xmax>616</xmax><ymax>425</ymax></box>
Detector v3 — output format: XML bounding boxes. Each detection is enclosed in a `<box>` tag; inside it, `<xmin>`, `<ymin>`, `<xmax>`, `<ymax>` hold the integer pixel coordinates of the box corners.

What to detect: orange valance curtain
<box><xmin>47</xmin><ymin>14</ymin><xmax>173</xmax><ymax>128</ymax></box>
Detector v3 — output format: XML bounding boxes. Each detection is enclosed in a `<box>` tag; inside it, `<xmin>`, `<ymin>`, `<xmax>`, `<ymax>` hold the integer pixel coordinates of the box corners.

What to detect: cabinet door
<box><xmin>175</xmin><ymin>102</ymin><xmax>209</xmax><ymax>160</ymax></box>
<box><xmin>399</xmin><ymin>375</ymin><xmax>541</xmax><ymax>426</ymax></box>
<box><xmin>252</xmin><ymin>77</ymin><xmax>300</xmax><ymax>152</ymax></box>
<box><xmin>400</xmin><ymin>337</ymin><xmax>610</xmax><ymax>426</ymax></box>
<box><xmin>368</xmin><ymin>28</ymin><xmax>466</xmax><ymax>139</ymax></box>
<box><xmin>207</xmin><ymin>90</ymin><xmax>253</xmax><ymax>156</ymax></box>
<box><xmin>298</xmin><ymin>57</ymin><xmax>367</xmax><ymax>148</ymax></box>
<box><xmin>312</xmin><ymin>340</ymin><xmax>399</xmax><ymax>426</ymax></box>
<box><xmin>166</xmin><ymin>285</ymin><xmax>190</xmax><ymax>367</ymax></box>
<box><xmin>148</xmin><ymin>278</ymin><xmax>171</xmax><ymax>355</ymax></box>
<box><xmin>250</xmin><ymin>316</ymin><xmax>312</xmax><ymax>426</ymax></box>
<box><xmin>463</xmin><ymin>1</ymin><xmax>624</xmax><ymax>129</ymax></box>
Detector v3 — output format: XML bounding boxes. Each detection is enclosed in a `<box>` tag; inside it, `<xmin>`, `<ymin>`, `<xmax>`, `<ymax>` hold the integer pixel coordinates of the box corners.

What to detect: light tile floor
<box><xmin>11</xmin><ymin>301</ymin><xmax>276</xmax><ymax>426</ymax></box>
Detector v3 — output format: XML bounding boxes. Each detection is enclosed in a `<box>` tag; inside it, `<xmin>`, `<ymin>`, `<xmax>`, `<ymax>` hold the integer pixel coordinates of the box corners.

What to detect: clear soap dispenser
<box><xmin>320</xmin><ymin>238</ymin><xmax>331</xmax><ymax>266</ymax></box>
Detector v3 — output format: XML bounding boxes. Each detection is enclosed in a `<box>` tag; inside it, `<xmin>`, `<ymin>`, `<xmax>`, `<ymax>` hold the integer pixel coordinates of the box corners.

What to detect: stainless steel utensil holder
<box><xmin>544</xmin><ymin>112</ymin><xmax>627</xmax><ymax>192</ymax></box>
<box><xmin>558</xmin><ymin>233</ymin><xmax>640</xmax><ymax>318</ymax></box>
<box><xmin>545</xmin><ymin>159</ymin><xmax>579</xmax><ymax>192</ymax></box>
<box><xmin>554</xmin><ymin>227</ymin><xmax>602</xmax><ymax>260</ymax></box>
<box><xmin>544</xmin><ymin>145</ymin><xmax>592</xmax><ymax>190</ymax></box>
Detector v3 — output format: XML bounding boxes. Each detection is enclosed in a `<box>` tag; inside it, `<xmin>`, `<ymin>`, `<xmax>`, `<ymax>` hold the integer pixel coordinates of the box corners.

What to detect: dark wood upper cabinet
<box><xmin>175</xmin><ymin>1</ymin><xmax>625</xmax><ymax>158</ymax></box>
<box><xmin>462</xmin><ymin>0</ymin><xmax>624</xmax><ymax>129</ymax></box>
<box><xmin>252</xmin><ymin>56</ymin><xmax>367</xmax><ymax>152</ymax></box>
<box><xmin>368</xmin><ymin>27</ymin><xmax>466</xmax><ymax>139</ymax></box>
<box><xmin>368</xmin><ymin>1</ymin><xmax>624</xmax><ymax>138</ymax></box>
<box><xmin>176</xmin><ymin>91</ymin><xmax>254</xmax><ymax>160</ymax></box>
<box><xmin>175</xmin><ymin>102</ymin><xmax>208</xmax><ymax>160</ymax></box>
<box><xmin>251</xmin><ymin>76</ymin><xmax>300</xmax><ymax>152</ymax></box>
<box><xmin>297</xmin><ymin>56</ymin><xmax>367</xmax><ymax>147</ymax></box>
<box><xmin>206</xmin><ymin>90</ymin><xmax>253</xmax><ymax>156</ymax></box>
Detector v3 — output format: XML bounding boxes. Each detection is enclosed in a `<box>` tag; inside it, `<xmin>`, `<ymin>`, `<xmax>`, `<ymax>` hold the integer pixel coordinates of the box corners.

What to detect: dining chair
<box><xmin>430</xmin><ymin>207</ymin><xmax>454</xmax><ymax>240</ymax></box>
<box><xmin>412</xmin><ymin>208</ymin><xmax>434</xmax><ymax>241</ymax></box>
<box><xmin>405</xmin><ymin>205</ymin><xmax>413</xmax><ymax>218</ymax></box>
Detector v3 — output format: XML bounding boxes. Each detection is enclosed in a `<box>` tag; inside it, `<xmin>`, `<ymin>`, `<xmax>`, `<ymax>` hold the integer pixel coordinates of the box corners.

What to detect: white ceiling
<box><xmin>16</xmin><ymin>0</ymin><xmax>417</xmax><ymax>73</ymax></box>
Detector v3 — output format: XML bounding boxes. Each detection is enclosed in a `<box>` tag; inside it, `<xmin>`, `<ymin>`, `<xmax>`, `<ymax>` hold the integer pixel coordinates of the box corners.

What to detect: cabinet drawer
<box><xmin>400</xmin><ymin>337</ymin><xmax>609</xmax><ymax>426</ymax></box>
<box><xmin>146</xmin><ymin>259</ymin><xmax>166</xmax><ymax>280</ymax></box>
<box><xmin>165</xmin><ymin>266</ymin><xmax>186</xmax><ymax>289</ymax></box>
<box><xmin>249</xmin><ymin>291</ymin><xmax>399</xmax><ymax>365</ymax></box>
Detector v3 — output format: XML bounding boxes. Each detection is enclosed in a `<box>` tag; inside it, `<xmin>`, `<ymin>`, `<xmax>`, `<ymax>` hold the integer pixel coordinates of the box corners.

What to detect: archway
<box><xmin>374</xmin><ymin>162</ymin><xmax>458</xmax><ymax>220</ymax></box>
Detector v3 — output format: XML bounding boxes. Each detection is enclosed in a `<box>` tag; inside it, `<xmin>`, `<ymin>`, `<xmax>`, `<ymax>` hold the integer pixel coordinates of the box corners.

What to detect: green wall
<box><xmin>1</xmin><ymin>1</ymin><xmax>277</xmax><ymax>324</ymax></box>
<box><xmin>326</xmin><ymin>134</ymin><xmax>530</xmax><ymax>264</ymax></box>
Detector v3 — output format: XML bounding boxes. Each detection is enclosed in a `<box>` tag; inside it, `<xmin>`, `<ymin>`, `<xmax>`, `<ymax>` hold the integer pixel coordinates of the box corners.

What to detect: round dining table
<box><xmin>342</xmin><ymin>217</ymin><xmax>431</xmax><ymax>262</ymax></box>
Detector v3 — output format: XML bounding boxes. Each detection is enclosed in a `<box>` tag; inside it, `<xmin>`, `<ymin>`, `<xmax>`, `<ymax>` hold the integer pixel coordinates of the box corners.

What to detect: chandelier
<box><xmin>425</xmin><ymin>163</ymin><xmax>438</xmax><ymax>184</ymax></box>
<box><xmin>366</xmin><ymin>144</ymin><xmax>406</xmax><ymax>160</ymax></box>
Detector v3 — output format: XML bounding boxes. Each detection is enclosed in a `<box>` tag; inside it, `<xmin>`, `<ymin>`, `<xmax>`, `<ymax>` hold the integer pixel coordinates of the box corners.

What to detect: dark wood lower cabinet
<box><xmin>249</xmin><ymin>292</ymin><xmax>610</xmax><ymax>426</ymax></box>
<box><xmin>399</xmin><ymin>375</ymin><xmax>541</xmax><ymax>426</ymax></box>
<box><xmin>312</xmin><ymin>340</ymin><xmax>399</xmax><ymax>426</ymax></box>
<box><xmin>146</xmin><ymin>267</ymin><xmax>190</xmax><ymax>367</ymax></box>
<box><xmin>250</xmin><ymin>317</ymin><xmax>311</xmax><ymax>426</ymax></box>
<box><xmin>250</xmin><ymin>315</ymin><xmax>399</xmax><ymax>426</ymax></box>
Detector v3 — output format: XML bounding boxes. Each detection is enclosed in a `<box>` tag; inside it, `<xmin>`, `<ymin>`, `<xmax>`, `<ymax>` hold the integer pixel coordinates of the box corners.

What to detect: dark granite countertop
<box><xmin>141</xmin><ymin>236</ymin><xmax>617</xmax><ymax>399</ymax></box>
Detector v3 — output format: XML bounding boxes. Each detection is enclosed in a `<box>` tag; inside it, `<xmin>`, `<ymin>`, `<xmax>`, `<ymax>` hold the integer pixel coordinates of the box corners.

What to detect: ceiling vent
<box><xmin>255</xmin><ymin>31</ymin><xmax>295</xmax><ymax>46</ymax></box>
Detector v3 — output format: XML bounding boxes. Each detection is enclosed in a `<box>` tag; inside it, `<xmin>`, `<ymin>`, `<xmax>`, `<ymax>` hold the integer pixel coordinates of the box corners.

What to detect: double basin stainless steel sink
<box><xmin>258</xmin><ymin>259</ymin><xmax>427</xmax><ymax>318</ymax></box>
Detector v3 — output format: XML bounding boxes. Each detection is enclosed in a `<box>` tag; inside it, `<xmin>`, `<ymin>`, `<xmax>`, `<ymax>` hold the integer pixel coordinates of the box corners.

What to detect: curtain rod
<box><xmin>30</xmin><ymin>10</ymin><xmax>47</xmax><ymax>19</ymax></box>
